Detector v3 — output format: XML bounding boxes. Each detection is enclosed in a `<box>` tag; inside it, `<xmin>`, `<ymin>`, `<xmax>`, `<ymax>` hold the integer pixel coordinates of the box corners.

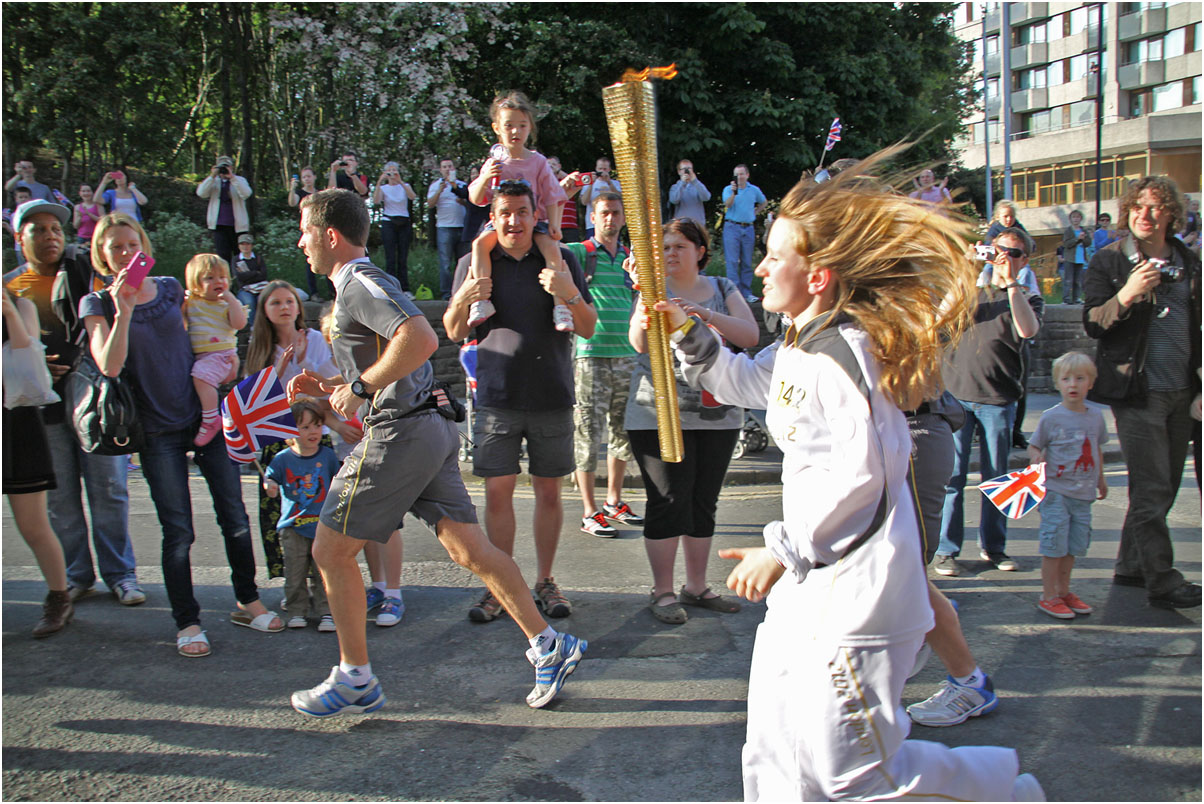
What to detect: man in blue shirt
<box><xmin>721</xmin><ymin>164</ymin><xmax>766</xmax><ymax>303</ymax></box>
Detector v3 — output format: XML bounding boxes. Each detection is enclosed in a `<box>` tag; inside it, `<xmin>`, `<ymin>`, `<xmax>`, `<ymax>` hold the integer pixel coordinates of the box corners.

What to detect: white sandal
<box><xmin>176</xmin><ymin>629</ymin><xmax>211</xmax><ymax>658</ymax></box>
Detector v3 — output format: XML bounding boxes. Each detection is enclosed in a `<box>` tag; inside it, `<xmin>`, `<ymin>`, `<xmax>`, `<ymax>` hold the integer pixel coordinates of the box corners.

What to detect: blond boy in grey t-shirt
<box><xmin>1027</xmin><ymin>352</ymin><xmax>1109</xmax><ymax>620</ymax></box>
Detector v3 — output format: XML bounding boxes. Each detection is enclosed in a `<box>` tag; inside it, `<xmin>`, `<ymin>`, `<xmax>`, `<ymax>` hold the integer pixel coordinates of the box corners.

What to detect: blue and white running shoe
<box><xmin>365</xmin><ymin>587</ymin><xmax>385</xmax><ymax>611</ymax></box>
<box><xmin>526</xmin><ymin>632</ymin><xmax>587</xmax><ymax>709</ymax></box>
<box><xmin>291</xmin><ymin>667</ymin><xmax>386</xmax><ymax>718</ymax></box>
<box><xmin>376</xmin><ymin>597</ymin><xmax>404</xmax><ymax>627</ymax></box>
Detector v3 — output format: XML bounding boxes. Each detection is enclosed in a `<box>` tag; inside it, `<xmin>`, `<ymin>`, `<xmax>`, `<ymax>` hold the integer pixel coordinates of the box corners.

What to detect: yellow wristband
<box><xmin>669</xmin><ymin>316</ymin><xmax>697</xmax><ymax>344</ymax></box>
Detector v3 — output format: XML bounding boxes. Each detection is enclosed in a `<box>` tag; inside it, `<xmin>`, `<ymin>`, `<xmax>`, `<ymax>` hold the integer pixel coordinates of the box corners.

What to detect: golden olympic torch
<box><xmin>603</xmin><ymin>65</ymin><xmax>683</xmax><ymax>463</ymax></box>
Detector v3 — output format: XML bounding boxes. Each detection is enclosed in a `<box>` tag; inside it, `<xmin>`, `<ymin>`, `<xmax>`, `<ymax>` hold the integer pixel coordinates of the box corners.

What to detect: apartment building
<box><xmin>952</xmin><ymin>2</ymin><xmax>1201</xmax><ymax>268</ymax></box>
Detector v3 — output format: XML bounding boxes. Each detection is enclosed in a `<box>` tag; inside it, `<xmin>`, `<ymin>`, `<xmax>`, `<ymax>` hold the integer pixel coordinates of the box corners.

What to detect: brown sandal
<box><xmin>649</xmin><ymin>591</ymin><xmax>688</xmax><ymax>624</ymax></box>
<box><xmin>678</xmin><ymin>586</ymin><xmax>742</xmax><ymax>613</ymax></box>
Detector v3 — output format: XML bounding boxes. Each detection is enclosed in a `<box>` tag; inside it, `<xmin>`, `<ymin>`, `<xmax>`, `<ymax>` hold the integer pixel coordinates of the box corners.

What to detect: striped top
<box><xmin>568</xmin><ymin>239</ymin><xmax>636</xmax><ymax>359</ymax></box>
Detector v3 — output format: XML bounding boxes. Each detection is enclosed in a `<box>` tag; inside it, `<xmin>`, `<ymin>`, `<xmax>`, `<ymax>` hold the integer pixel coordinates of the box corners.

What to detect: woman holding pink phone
<box><xmin>95</xmin><ymin>169</ymin><xmax>148</xmax><ymax>222</ymax></box>
<box><xmin>79</xmin><ymin>213</ymin><xmax>280</xmax><ymax>658</ymax></box>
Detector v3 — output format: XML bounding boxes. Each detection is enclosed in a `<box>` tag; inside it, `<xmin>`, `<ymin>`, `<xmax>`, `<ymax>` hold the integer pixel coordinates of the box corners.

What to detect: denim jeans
<box><xmin>139</xmin><ymin>426</ymin><xmax>259</xmax><ymax>629</ymax></box>
<box><xmin>1063</xmin><ymin>262</ymin><xmax>1084</xmax><ymax>303</ymax></box>
<box><xmin>236</xmin><ymin>289</ymin><xmax>258</xmax><ymax>327</ymax></box>
<box><xmin>1113</xmin><ymin>390</ymin><xmax>1193</xmax><ymax>595</ymax></box>
<box><xmin>436</xmin><ymin>226</ymin><xmax>462</xmax><ymax>299</ymax></box>
<box><xmin>938</xmin><ymin>399</ymin><xmax>1015</xmax><ymax>557</ymax></box>
<box><xmin>380</xmin><ymin>216</ymin><xmax>413</xmax><ymax>291</ymax></box>
<box><xmin>723</xmin><ymin>222</ymin><xmax>756</xmax><ymax>298</ymax></box>
<box><xmin>44</xmin><ymin>420</ymin><xmax>137</xmax><ymax>590</ymax></box>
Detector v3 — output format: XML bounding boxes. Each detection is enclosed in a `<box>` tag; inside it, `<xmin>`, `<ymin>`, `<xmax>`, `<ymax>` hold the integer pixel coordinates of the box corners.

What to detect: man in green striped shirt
<box><xmin>567</xmin><ymin>192</ymin><xmax>645</xmax><ymax>537</ymax></box>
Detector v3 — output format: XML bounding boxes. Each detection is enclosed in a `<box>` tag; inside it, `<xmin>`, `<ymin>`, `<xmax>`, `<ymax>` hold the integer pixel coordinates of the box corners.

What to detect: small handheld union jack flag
<box><xmin>824</xmin><ymin>117</ymin><xmax>842</xmax><ymax>152</ymax></box>
<box><xmin>221</xmin><ymin>367</ymin><xmax>297</xmax><ymax>464</ymax></box>
<box><xmin>978</xmin><ymin>462</ymin><xmax>1046</xmax><ymax>520</ymax></box>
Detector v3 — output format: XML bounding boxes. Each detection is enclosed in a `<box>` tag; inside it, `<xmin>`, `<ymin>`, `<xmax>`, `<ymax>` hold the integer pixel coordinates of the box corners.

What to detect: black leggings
<box><xmin>628</xmin><ymin>428</ymin><xmax>739</xmax><ymax>540</ymax></box>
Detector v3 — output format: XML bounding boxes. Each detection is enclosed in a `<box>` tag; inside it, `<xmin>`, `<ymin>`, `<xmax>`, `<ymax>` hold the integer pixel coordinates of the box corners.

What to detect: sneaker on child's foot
<box><xmin>980</xmin><ymin>550</ymin><xmax>1019</xmax><ymax>571</ymax></box>
<box><xmin>468</xmin><ymin>299</ymin><xmax>496</xmax><ymax>328</ymax></box>
<box><xmin>290</xmin><ymin>666</ymin><xmax>385</xmax><ymax>717</ymax></box>
<box><xmin>602</xmin><ymin>501</ymin><xmax>644</xmax><ymax>526</ymax></box>
<box><xmin>468</xmin><ymin>589</ymin><xmax>503</xmax><ymax>623</ymax></box>
<box><xmin>906</xmin><ymin>674</ymin><xmax>998</xmax><ymax>727</ymax></box>
<box><xmin>581</xmin><ymin>512</ymin><xmax>617</xmax><ymax>538</ymax></box>
<box><xmin>1037</xmin><ymin>597</ymin><xmax>1075</xmax><ymax>619</ymax></box>
<box><xmin>365</xmin><ymin>587</ymin><xmax>385</xmax><ymax>611</ymax></box>
<box><xmin>376</xmin><ymin>597</ymin><xmax>404</xmax><ymax>627</ymax></box>
<box><xmin>286</xmin><ymin>615</ymin><xmax>308</xmax><ymax>629</ymax></box>
<box><xmin>552</xmin><ymin>304</ymin><xmax>575</xmax><ymax>333</ymax></box>
<box><xmin>1060</xmin><ymin>591</ymin><xmax>1093</xmax><ymax>614</ymax></box>
<box><xmin>112</xmin><ymin>579</ymin><xmax>147</xmax><ymax>606</ymax></box>
<box><xmin>534</xmin><ymin>577</ymin><xmax>572</xmax><ymax>618</ymax></box>
<box><xmin>193</xmin><ymin>418</ymin><xmax>221</xmax><ymax>447</ymax></box>
<box><xmin>317</xmin><ymin>614</ymin><xmax>337</xmax><ymax>632</ymax></box>
<box><xmin>1013</xmin><ymin>773</ymin><xmax>1046</xmax><ymax>801</ymax></box>
<box><xmin>526</xmin><ymin>632</ymin><xmax>588</xmax><ymax>708</ymax></box>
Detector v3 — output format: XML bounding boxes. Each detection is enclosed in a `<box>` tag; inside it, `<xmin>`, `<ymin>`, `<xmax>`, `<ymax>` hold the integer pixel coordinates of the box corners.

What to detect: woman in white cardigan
<box><xmin>196</xmin><ymin>155</ymin><xmax>253</xmax><ymax>266</ymax></box>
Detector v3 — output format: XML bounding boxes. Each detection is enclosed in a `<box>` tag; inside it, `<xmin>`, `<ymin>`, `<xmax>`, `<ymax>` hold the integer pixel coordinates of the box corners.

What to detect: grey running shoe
<box><xmin>291</xmin><ymin>667</ymin><xmax>385</xmax><ymax>718</ymax></box>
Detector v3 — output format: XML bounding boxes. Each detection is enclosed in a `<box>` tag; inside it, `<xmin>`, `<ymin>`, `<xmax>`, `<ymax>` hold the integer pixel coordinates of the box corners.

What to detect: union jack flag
<box><xmin>824</xmin><ymin>117</ymin><xmax>842</xmax><ymax>152</ymax></box>
<box><xmin>978</xmin><ymin>462</ymin><xmax>1046</xmax><ymax>520</ymax></box>
<box><xmin>220</xmin><ymin>367</ymin><xmax>297</xmax><ymax>464</ymax></box>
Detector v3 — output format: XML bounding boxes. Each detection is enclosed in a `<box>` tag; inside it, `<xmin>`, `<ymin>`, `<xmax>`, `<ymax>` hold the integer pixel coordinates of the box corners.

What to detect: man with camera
<box><xmin>579</xmin><ymin>157</ymin><xmax>621</xmax><ymax>241</ymax></box>
<box><xmin>328</xmin><ymin>152</ymin><xmax>368</xmax><ymax>198</ymax></box>
<box><xmin>426</xmin><ymin>158</ymin><xmax>467</xmax><ymax>300</ymax></box>
<box><xmin>1084</xmin><ymin>176</ymin><xmax>1201</xmax><ymax>610</ymax></box>
<box><xmin>721</xmin><ymin>164</ymin><xmax>766</xmax><ymax>303</ymax></box>
<box><xmin>935</xmin><ymin>228</ymin><xmax>1042</xmax><ymax>577</ymax></box>
<box><xmin>5</xmin><ymin>160</ymin><xmax>53</xmax><ymax>203</ymax></box>
<box><xmin>196</xmin><ymin>155</ymin><xmax>253</xmax><ymax>265</ymax></box>
<box><xmin>668</xmin><ymin>159</ymin><xmax>710</xmax><ymax>227</ymax></box>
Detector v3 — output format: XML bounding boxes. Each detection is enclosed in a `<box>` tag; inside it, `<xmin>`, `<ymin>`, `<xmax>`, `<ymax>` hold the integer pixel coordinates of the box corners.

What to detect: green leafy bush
<box><xmin>146</xmin><ymin>211</ymin><xmax>208</xmax><ymax>281</ymax></box>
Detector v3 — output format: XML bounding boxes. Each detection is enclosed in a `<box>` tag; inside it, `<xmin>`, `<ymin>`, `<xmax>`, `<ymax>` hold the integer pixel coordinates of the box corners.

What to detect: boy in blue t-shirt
<box><xmin>1027</xmin><ymin>352</ymin><xmax>1109</xmax><ymax>620</ymax></box>
<box><xmin>264</xmin><ymin>399</ymin><xmax>339</xmax><ymax>631</ymax></box>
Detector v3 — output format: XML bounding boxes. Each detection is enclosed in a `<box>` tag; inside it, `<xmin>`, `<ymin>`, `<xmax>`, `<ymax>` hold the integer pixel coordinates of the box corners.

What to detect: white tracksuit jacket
<box><xmin>675</xmin><ymin>313</ymin><xmax>1020</xmax><ymax>802</ymax></box>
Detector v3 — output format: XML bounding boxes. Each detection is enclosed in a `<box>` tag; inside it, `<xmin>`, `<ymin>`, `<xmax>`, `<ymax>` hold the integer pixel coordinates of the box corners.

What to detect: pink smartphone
<box><xmin>125</xmin><ymin>251</ymin><xmax>154</xmax><ymax>289</ymax></box>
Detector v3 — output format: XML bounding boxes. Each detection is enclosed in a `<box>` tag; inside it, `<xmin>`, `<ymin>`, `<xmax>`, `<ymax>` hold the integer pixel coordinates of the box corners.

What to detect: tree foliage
<box><xmin>3</xmin><ymin>2</ymin><xmax>974</xmax><ymax>209</ymax></box>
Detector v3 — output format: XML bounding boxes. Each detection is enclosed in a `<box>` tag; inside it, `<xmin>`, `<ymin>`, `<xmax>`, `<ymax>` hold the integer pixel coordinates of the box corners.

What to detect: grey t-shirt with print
<box><xmin>625</xmin><ymin>275</ymin><xmax>744</xmax><ymax>431</ymax></box>
<box><xmin>1030</xmin><ymin>403</ymin><xmax>1108</xmax><ymax>501</ymax></box>
<box><xmin>330</xmin><ymin>258</ymin><xmax>433</xmax><ymax>425</ymax></box>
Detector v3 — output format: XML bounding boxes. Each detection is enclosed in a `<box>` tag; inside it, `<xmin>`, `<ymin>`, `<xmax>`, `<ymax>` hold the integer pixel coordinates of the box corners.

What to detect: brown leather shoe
<box><xmin>32</xmin><ymin>590</ymin><xmax>74</xmax><ymax>638</ymax></box>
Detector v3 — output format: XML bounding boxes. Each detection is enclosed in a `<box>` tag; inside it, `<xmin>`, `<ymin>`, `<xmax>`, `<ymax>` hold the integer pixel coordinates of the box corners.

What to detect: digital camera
<box><xmin>575</xmin><ymin>172</ymin><xmax>594</xmax><ymax>187</ymax></box>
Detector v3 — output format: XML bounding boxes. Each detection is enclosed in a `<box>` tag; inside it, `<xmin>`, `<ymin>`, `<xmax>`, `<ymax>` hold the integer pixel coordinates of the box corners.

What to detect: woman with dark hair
<box><xmin>625</xmin><ymin>218</ymin><xmax>759</xmax><ymax>625</ymax></box>
<box><xmin>95</xmin><ymin>169</ymin><xmax>148</xmax><ymax>222</ymax></box>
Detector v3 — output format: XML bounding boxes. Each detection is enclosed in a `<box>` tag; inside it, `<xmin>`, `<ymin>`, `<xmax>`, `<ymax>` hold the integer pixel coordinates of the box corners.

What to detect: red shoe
<box><xmin>1060</xmin><ymin>592</ymin><xmax>1093</xmax><ymax>614</ymax></box>
<box><xmin>194</xmin><ymin>418</ymin><xmax>221</xmax><ymax>447</ymax></box>
<box><xmin>1037</xmin><ymin>597</ymin><xmax>1075</xmax><ymax>619</ymax></box>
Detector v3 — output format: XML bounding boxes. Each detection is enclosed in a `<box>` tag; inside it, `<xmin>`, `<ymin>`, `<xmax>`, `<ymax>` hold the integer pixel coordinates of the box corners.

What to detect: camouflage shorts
<box><xmin>573</xmin><ymin>355</ymin><xmax>636</xmax><ymax>472</ymax></box>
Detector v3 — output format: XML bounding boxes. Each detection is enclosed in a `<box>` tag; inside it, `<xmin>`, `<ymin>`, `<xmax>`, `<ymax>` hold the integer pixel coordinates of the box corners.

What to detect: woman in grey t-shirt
<box><xmin>625</xmin><ymin>218</ymin><xmax>759</xmax><ymax>624</ymax></box>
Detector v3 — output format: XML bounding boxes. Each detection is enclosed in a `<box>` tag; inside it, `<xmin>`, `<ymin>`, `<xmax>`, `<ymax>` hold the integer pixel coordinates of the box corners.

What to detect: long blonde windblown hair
<box><xmin>778</xmin><ymin>144</ymin><xmax>978</xmax><ymax>411</ymax></box>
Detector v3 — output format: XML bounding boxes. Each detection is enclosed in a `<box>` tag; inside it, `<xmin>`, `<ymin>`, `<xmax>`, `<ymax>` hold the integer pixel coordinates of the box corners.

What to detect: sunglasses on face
<box><xmin>995</xmin><ymin>245</ymin><xmax>1025</xmax><ymax>260</ymax></box>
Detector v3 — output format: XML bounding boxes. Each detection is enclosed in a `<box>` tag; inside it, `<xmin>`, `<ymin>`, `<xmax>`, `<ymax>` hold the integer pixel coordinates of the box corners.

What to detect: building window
<box><xmin>986</xmin><ymin>34</ymin><xmax>999</xmax><ymax>55</ymax></box>
<box><xmin>1152</xmin><ymin>81</ymin><xmax>1182</xmax><ymax>112</ymax></box>
<box><xmin>1070</xmin><ymin>99</ymin><xmax>1096</xmax><ymax>127</ymax></box>
<box><xmin>1193</xmin><ymin>75</ymin><xmax>1201</xmax><ymax>105</ymax></box>
<box><xmin>1130</xmin><ymin>90</ymin><xmax>1147</xmax><ymax>117</ymax></box>
<box><xmin>1070</xmin><ymin>53</ymin><xmax>1102</xmax><ymax>81</ymax></box>
<box><xmin>1164</xmin><ymin>27</ymin><xmax>1186</xmax><ymax>59</ymax></box>
<box><xmin>1068</xmin><ymin>7</ymin><xmax>1090</xmax><ymax>35</ymax></box>
<box><xmin>1016</xmin><ymin>21</ymin><xmax>1048</xmax><ymax>46</ymax></box>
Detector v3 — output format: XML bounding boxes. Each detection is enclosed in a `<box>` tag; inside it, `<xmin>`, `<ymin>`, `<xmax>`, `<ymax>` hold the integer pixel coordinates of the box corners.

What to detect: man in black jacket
<box><xmin>1083</xmin><ymin>175</ymin><xmax>1201</xmax><ymax>610</ymax></box>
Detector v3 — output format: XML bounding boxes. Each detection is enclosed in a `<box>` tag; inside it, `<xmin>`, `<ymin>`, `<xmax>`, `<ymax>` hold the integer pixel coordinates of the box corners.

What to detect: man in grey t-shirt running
<box><xmin>286</xmin><ymin>189</ymin><xmax>587</xmax><ymax>717</ymax></box>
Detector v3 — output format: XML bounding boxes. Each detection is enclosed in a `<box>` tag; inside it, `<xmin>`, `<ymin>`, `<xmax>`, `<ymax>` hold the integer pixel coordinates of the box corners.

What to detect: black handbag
<box><xmin>63</xmin><ymin>291</ymin><xmax>144</xmax><ymax>455</ymax></box>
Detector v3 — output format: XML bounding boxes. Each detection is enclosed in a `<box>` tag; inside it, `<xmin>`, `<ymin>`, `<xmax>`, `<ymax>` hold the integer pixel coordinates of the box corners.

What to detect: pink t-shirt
<box><xmin>483</xmin><ymin>150</ymin><xmax>567</xmax><ymax>222</ymax></box>
<box><xmin>76</xmin><ymin>202</ymin><xmax>103</xmax><ymax>240</ymax></box>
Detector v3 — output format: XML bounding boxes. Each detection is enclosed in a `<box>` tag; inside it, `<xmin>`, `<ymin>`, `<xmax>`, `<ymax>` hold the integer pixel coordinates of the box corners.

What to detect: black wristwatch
<box><xmin>350</xmin><ymin>379</ymin><xmax>372</xmax><ymax>399</ymax></box>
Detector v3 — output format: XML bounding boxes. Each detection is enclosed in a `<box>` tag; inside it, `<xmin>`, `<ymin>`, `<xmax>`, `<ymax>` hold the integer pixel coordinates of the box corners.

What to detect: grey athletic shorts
<box><xmin>472</xmin><ymin>406</ymin><xmax>574</xmax><ymax>478</ymax></box>
<box><xmin>320</xmin><ymin>411</ymin><xmax>477</xmax><ymax>544</ymax></box>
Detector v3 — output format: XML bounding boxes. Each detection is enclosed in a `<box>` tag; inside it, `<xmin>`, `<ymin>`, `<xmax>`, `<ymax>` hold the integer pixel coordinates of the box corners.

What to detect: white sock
<box><xmin>201</xmin><ymin>408</ymin><xmax>219</xmax><ymax>423</ymax></box>
<box><xmin>372</xmin><ymin>582</ymin><xmax>386</xmax><ymax>593</ymax></box>
<box><xmin>385</xmin><ymin>588</ymin><xmax>401</xmax><ymax>601</ymax></box>
<box><xmin>954</xmin><ymin>666</ymin><xmax>985</xmax><ymax>688</ymax></box>
<box><xmin>528</xmin><ymin>626</ymin><xmax>557</xmax><ymax>655</ymax></box>
<box><xmin>338</xmin><ymin>661</ymin><xmax>373</xmax><ymax>687</ymax></box>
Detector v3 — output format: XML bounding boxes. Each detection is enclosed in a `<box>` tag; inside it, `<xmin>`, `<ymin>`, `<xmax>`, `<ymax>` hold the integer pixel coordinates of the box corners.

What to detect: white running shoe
<box><xmin>552</xmin><ymin>303</ymin><xmax>574</xmax><ymax>333</ymax></box>
<box><xmin>468</xmin><ymin>299</ymin><xmax>496</xmax><ymax>328</ymax></box>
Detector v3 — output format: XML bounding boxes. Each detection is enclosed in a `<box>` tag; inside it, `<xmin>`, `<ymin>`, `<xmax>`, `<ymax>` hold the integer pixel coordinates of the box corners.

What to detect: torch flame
<box><xmin>619</xmin><ymin>64</ymin><xmax>678</xmax><ymax>83</ymax></box>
